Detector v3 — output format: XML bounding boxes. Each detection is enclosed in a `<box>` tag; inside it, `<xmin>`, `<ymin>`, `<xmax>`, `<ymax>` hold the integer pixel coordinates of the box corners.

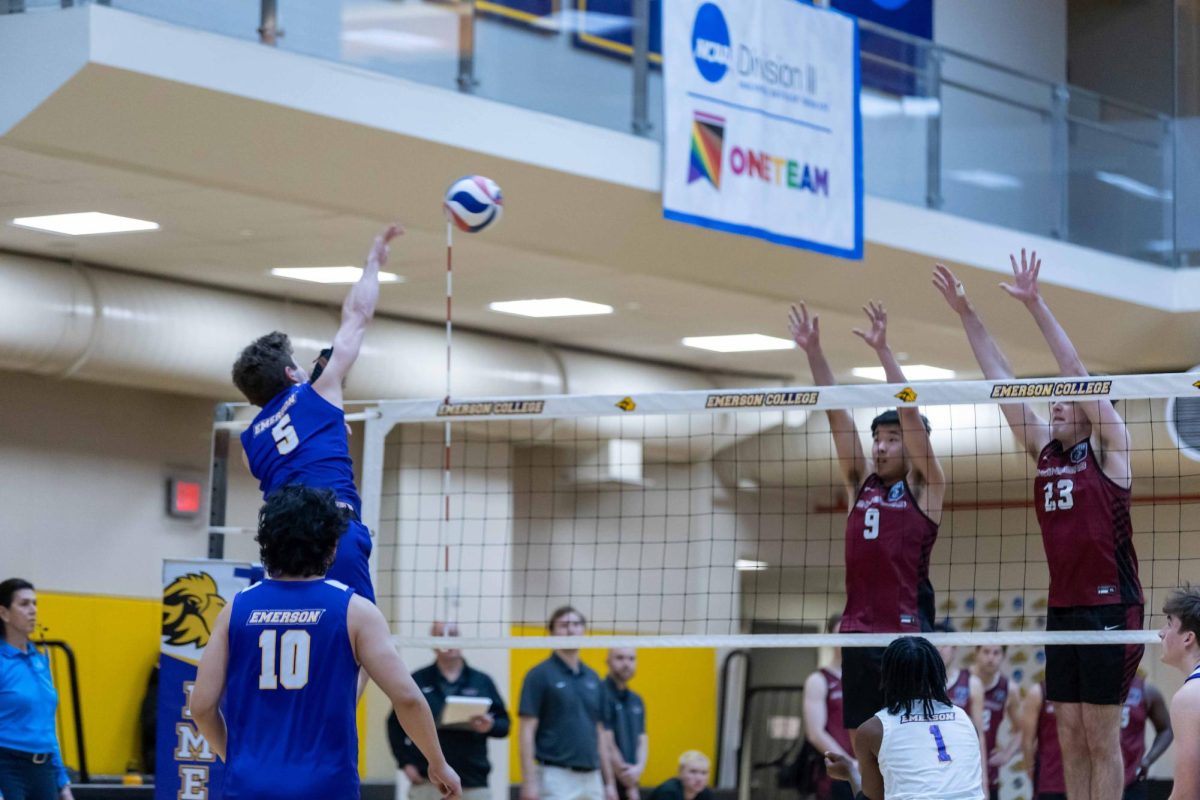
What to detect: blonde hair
<box><xmin>678</xmin><ymin>751</ymin><xmax>711</xmax><ymax>770</ymax></box>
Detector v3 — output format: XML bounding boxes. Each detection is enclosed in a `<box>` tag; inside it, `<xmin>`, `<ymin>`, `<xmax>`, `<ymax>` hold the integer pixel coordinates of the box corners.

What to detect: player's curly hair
<box><xmin>232</xmin><ymin>331</ymin><xmax>296</xmax><ymax>407</ymax></box>
<box><xmin>881</xmin><ymin>636</ymin><xmax>952</xmax><ymax>717</ymax></box>
<box><xmin>256</xmin><ymin>485</ymin><xmax>349</xmax><ymax>578</ymax></box>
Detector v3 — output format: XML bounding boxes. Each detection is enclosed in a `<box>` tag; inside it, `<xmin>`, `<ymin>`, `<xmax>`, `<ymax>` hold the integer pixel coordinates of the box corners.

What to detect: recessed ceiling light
<box><xmin>682</xmin><ymin>334</ymin><xmax>796</xmax><ymax>353</ymax></box>
<box><xmin>488</xmin><ymin>298</ymin><xmax>614</xmax><ymax>318</ymax></box>
<box><xmin>270</xmin><ymin>267</ymin><xmax>403</xmax><ymax>285</ymax></box>
<box><xmin>851</xmin><ymin>364</ymin><xmax>956</xmax><ymax>382</ymax></box>
<box><xmin>734</xmin><ymin>559</ymin><xmax>769</xmax><ymax>571</ymax></box>
<box><xmin>12</xmin><ymin>212</ymin><xmax>159</xmax><ymax>236</ymax></box>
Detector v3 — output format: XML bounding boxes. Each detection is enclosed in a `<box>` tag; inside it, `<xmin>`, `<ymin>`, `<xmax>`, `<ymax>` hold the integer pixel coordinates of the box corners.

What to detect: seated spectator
<box><xmin>648</xmin><ymin>751</ymin><xmax>713</xmax><ymax>800</ymax></box>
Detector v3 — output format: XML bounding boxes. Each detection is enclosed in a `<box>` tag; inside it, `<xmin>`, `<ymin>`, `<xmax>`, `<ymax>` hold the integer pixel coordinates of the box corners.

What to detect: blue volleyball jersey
<box><xmin>241</xmin><ymin>383</ymin><xmax>362</xmax><ymax>516</ymax></box>
<box><xmin>223</xmin><ymin>579</ymin><xmax>360</xmax><ymax>800</ymax></box>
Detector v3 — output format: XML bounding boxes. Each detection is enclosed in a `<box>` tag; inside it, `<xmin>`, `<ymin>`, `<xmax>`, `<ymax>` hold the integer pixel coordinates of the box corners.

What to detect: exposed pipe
<box><xmin>0</xmin><ymin>252</ymin><xmax>768</xmax><ymax>401</ymax></box>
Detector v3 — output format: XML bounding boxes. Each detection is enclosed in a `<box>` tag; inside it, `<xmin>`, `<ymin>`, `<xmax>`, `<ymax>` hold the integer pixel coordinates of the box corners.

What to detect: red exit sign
<box><xmin>168</xmin><ymin>478</ymin><xmax>202</xmax><ymax>518</ymax></box>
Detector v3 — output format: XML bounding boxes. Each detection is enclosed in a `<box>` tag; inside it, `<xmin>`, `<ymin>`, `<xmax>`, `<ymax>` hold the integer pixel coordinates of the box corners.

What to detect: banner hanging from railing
<box><xmin>155</xmin><ymin>559</ymin><xmax>258</xmax><ymax>800</ymax></box>
<box><xmin>662</xmin><ymin>0</ymin><xmax>862</xmax><ymax>258</ymax></box>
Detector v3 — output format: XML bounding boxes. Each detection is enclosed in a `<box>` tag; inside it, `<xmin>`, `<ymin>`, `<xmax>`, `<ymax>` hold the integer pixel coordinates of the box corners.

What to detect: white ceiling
<box><xmin>1</xmin><ymin>59</ymin><xmax>1197</xmax><ymax>388</ymax></box>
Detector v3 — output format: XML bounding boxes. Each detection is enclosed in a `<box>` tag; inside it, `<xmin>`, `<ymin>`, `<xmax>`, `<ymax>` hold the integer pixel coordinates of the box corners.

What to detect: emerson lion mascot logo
<box><xmin>162</xmin><ymin>572</ymin><xmax>227</xmax><ymax>648</ymax></box>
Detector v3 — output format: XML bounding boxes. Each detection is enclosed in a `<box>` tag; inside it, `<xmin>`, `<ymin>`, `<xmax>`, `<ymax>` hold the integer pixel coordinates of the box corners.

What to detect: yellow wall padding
<box><xmin>507</xmin><ymin>627</ymin><xmax>717</xmax><ymax>787</ymax></box>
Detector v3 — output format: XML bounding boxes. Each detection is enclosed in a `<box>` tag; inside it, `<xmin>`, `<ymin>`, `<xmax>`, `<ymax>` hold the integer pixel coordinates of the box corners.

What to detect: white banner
<box><xmin>662</xmin><ymin>0</ymin><xmax>861</xmax><ymax>258</ymax></box>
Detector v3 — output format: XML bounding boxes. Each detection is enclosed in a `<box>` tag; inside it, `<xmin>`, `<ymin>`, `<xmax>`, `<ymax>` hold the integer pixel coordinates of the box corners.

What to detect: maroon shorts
<box><xmin>1045</xmin><ymin>604</ymin><xmax>1143</xmax><ymax>705</ymax></box>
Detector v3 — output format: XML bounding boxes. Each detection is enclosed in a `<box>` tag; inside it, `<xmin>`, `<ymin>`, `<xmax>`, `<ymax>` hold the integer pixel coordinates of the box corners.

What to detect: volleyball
<box><xmin>443</xmin><ymin>175</ymin><xmax>503</xmax><ymax>233</ymax></box>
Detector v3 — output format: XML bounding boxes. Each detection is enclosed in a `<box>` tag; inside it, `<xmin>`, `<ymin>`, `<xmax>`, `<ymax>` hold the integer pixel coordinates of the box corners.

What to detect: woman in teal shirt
<box><xmin>0</xmin><ymin>579</ymin><xmax>72</xmax><ymax>800</ymax></box>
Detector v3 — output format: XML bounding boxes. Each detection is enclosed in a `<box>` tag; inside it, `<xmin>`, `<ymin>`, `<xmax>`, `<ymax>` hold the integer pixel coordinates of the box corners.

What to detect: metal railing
<box><xmin>2</xmin><ymin>0</ymin><xmax>1188</xmax><ymax>265</ymax></box>
<box><xmin>39</xmin><ymin>638</ymin><xmax>90</xmax><ymax>784</ymax></box>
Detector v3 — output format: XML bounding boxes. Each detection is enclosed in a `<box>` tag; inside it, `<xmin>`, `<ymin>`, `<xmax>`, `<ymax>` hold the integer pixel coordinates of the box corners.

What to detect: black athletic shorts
<box><xmin>1037</xmin><ymin>795</ymin><xmax>1067</xmax><ymax>800</ymax></box>
<box><xmin>1122</xmin><ymin>780</ymin><xmax>1148</xmax><ymax>800</ymax></box>
<box><xmin>841</xmin><ymin>646</ymin><xmax>886</xmax><ymax>729</ymax></box>
<box><xmin>1045</xmin><ymin>604</ymin><xmax>1143</xmax><ymax>705</ymax></box>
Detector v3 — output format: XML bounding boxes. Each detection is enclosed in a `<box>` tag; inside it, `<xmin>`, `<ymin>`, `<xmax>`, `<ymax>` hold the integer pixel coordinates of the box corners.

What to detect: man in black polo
<box><xmin>519</xmin><ymin>606</ymin><xmax>617</xmax><ymax>800</ymax></box>
<box><xmin>387</xmin><ymin>621</ymin><xmax>510</xmax><ymax>800</ymax></box>
<box><xmin>603</xmin><ymin>648</ymin><xmax>648</xmax><ymax>800</ymax></box>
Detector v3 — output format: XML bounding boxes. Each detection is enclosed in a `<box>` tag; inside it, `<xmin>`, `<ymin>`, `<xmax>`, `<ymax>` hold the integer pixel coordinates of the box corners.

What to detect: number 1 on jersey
<box><xmin>929</xmin><ymin>724</ymin><xmax>952</xmax><ymax>762</ymax></box>
<box><xmin>863</xmin><ymin>507</ymin><xmax>880</xmax><ymax>539</ymax></box>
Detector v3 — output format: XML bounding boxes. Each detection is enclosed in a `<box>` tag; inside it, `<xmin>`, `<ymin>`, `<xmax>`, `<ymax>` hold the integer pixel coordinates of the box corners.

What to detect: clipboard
<box><xmin>440</xmin><ymin>695</ymin><xmax>492</xmax><ymax>727</ymax></box>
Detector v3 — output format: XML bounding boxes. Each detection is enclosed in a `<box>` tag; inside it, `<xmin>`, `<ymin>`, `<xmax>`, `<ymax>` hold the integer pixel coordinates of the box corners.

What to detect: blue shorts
<box><xmin>326</xmin><ymin>519</ymin><xmax>375</xmax><ymax>603</ymax></box>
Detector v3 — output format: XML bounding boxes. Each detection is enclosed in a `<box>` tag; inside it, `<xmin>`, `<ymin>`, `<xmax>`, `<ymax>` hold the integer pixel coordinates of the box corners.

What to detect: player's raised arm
<box><xmin>789</xmin><ymin>302</ymin><xmax>867</xmax><ymax>499</ymax></box>
<box><xmin>312</xmin><ymin>224</ymin><xmax>403</xmax><ymax>408</ymax></box>
<box><xmin>349</xmin><ymin>596</ymin><xmax>462</xmax><ymax>798</ymax></box>
<box><xmin>932</xmin><ymin>263</ymin><xmax>1048</xmax><ymax>458</ymax></box>
<box><xmin>852</xmin><ymin>301</ymin><xmax>945</xmax><ymax>521</ymax></box>
<box><xmin>191</xmin><ymin>603</ymin><xmax>233</xmax><ymax>761</ymax></box>
<box><xmin>1002</xmin><ymin>248</ymin><xmax>1130</xmax><ymax>486</ymax></box>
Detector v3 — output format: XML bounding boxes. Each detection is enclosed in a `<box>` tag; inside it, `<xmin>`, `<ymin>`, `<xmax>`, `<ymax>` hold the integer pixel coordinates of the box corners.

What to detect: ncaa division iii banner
<box><xmin>156</xmin><ymin>559</ymin><xmax>256</xmax><ymax>800</ymax></box>
<box><xmin>663</xmin><ymin>0</ymin><xmax>862</xmax><ymax>258</ymax></box>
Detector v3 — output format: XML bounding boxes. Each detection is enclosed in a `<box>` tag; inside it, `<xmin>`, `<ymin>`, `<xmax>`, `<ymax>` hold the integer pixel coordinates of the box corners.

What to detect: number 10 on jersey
<box><xmin>259</xmin><ymin>629</ymin><xmax>311</xmax><ymax>690</ymax></box>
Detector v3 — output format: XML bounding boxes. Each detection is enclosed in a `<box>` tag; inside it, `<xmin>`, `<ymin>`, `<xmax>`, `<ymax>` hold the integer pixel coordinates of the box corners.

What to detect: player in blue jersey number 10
<box><xmin>192</xmin><ymin>485</ymin><xmax>462</xmax><ymax>800</ymax></box>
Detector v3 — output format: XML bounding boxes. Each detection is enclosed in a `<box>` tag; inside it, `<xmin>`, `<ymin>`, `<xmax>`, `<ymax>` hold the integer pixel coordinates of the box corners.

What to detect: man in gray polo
<box><xmin>518</xmin><ymin>606</ymin><xmax>617</xmax><ymax>800</ymax></box>
<box><xmin>602</xmin><ymin>649</ymin><xmax>648</xmax><ymax>800</ymax></box>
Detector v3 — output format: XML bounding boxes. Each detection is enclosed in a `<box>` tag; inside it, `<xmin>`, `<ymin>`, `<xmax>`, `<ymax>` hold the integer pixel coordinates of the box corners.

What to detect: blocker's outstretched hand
<box><xmin>1000</xmin><ymin>247</ymin><xmax>1041</xmax><ymax>306</ymax></box>
<box><xmin>932</xmin><ymin>263</ymin><xmax>972</xmax><ymax>315</ymax></box>
<box><xmin>852</xmin><ymin>301</ymin><xmax>888</xmax><ymax>352</ymax></box>
<box><xmin>787</xmin><ymin>301</ymin><xmax>822</xmax><ymax>353</ymax></box>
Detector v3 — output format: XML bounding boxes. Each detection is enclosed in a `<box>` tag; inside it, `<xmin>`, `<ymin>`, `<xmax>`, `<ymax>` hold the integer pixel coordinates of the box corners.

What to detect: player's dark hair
<box><xmin>870</xmin><ymin>409</ymin><xmax>932</xmax><ymax>435</ymax></box>
<box><xmin>826</xmin><ymin>613</ymin><xmax>842</xmax><ymax>634</ymax></box>
<box><xmin>0</xmin><ymin>578</ymin><xmax>35</xmax><ymax>638</ymax></box>
<box><xmin>256</xmin><ymin>485</ymin><xmax>348</xmax><ymax>578</ymax></box>
<box><xmin>548</xmin><ymin>605</ymin><xmax>586</xmax><ymax>632</ymax></box>
<box><xmin>881</xmin><ymin>636</ymin><xmax>951</xmax><ymax>717</ymax></box>
<box><xmin>1164</xmin><ymin>584</ymin><xmax>1200</xmax><ymax>642</ymax></box>
<box><xmin>975</xmin><ymin>644</ymin><xmax>1008</xmax><ymax>654</ymax></box>
<box><xmin>232</xmin><ymin>331</ymin><xmax>296</xmax><ymax>407</ymax></box>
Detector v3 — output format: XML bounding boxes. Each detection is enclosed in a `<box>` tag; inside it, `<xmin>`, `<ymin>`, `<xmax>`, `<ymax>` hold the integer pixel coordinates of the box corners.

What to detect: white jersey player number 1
<box><xmin>876</xmin><ymin>702</ymin><xmax>983</xmax><ymax>800</ymax></box>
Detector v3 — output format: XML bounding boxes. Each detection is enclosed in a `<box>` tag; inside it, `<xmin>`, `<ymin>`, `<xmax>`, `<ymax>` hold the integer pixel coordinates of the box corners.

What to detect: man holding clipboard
<box><xmin>388</xmin><ymin>622</ymin><xmax>511</xmax><ymax>799</ymax></box>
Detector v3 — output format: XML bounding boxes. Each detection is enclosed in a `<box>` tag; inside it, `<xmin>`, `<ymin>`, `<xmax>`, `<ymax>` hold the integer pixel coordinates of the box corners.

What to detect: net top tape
<box><xmin>371</xmin><ymin>371</ymin><xmax>1200</xmax><ymax>425</ymax></box>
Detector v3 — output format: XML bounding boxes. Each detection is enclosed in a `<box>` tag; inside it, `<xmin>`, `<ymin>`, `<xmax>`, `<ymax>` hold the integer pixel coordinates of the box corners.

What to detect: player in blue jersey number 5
<box><xmin>233</xmin><ymin>224</ymin><xmax>403</xmax><ymax>604</ymax></box>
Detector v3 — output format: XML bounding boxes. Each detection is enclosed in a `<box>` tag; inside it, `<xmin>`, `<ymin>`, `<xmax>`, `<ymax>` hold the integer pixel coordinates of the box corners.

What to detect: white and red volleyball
<box><xmin>443</xmin><ymin>175</ymin><xmax>503</xmax><ymax>233</ymax></box>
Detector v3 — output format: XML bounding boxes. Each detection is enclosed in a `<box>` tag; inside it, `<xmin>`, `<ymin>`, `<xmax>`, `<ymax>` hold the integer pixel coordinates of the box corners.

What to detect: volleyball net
<box><xmin>345</xmin><ymin>371</ymin><xmax>1200</xmax><ymax>653</ymax></box>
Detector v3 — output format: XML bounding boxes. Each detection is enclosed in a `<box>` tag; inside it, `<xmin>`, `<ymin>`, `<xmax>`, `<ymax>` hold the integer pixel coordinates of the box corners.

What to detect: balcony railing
<box><xmin>5</xmin><ymin>0</ymin><xmax>1190</xmax><ymax>266</ymax></box>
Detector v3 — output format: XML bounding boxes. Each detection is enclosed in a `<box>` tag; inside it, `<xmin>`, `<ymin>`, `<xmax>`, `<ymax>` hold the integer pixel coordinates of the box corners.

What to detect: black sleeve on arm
<box><xmin>485</xmin><ymin>674</ymin><xmax>512</xmax><ymax>738</ymax></box>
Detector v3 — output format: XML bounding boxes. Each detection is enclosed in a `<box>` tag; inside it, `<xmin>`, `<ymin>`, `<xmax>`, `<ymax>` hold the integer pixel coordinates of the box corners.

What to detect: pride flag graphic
<box><xmin>688</xmin><ymin>111</ymin><xmax>724</xmax><ymax>188</ymax></box>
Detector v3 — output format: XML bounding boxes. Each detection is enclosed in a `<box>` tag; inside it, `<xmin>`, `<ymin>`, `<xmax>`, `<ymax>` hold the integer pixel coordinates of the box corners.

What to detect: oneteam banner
<box><xmin>662</xmin><ymin>0</ymin><xmax>862</xmax><ymax>258</ymax></box>
<box><xmin>156</xmin><ymin>559</ymin><xmax>258</xmax><ymax>800</ymax></box>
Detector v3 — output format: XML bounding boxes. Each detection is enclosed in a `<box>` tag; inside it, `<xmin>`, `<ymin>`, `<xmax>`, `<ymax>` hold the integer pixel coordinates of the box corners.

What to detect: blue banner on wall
<box><xmin>571</xmin><ymin>0</ymin><xmax>662</xmax><ymax>63</ymax></box>
<box><xmin>831</xmin><ymin>0</ymin><xmax>931</xmax><ymax>95</ymax></box>
<box><xmin>475</xmin><ymin>0</ymin><xmax>558</xmax><ymax>27</ymax></box>
<box><xmin>156</xmin><ymin>560</ymin><xmax>257</xmax><ymax>800</ymax></box>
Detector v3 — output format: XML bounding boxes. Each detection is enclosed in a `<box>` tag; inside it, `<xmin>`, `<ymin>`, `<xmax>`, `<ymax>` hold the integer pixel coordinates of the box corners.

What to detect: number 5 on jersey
<box><xmin>273</xmin><ymin>413</ymin><xmax>300</xmax><ymax>455</ymax></box>
<box><xmin>259</xmin><ymin>629</ymin><xmax>311</xmax><ymax>690</ymax></box>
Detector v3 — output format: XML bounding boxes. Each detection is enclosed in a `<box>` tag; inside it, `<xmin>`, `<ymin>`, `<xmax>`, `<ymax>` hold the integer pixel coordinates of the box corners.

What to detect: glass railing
<box><xmin>7</xmin><ymin>0</ymin><xmax>1187</xmax><ymax>266</ymax></box>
